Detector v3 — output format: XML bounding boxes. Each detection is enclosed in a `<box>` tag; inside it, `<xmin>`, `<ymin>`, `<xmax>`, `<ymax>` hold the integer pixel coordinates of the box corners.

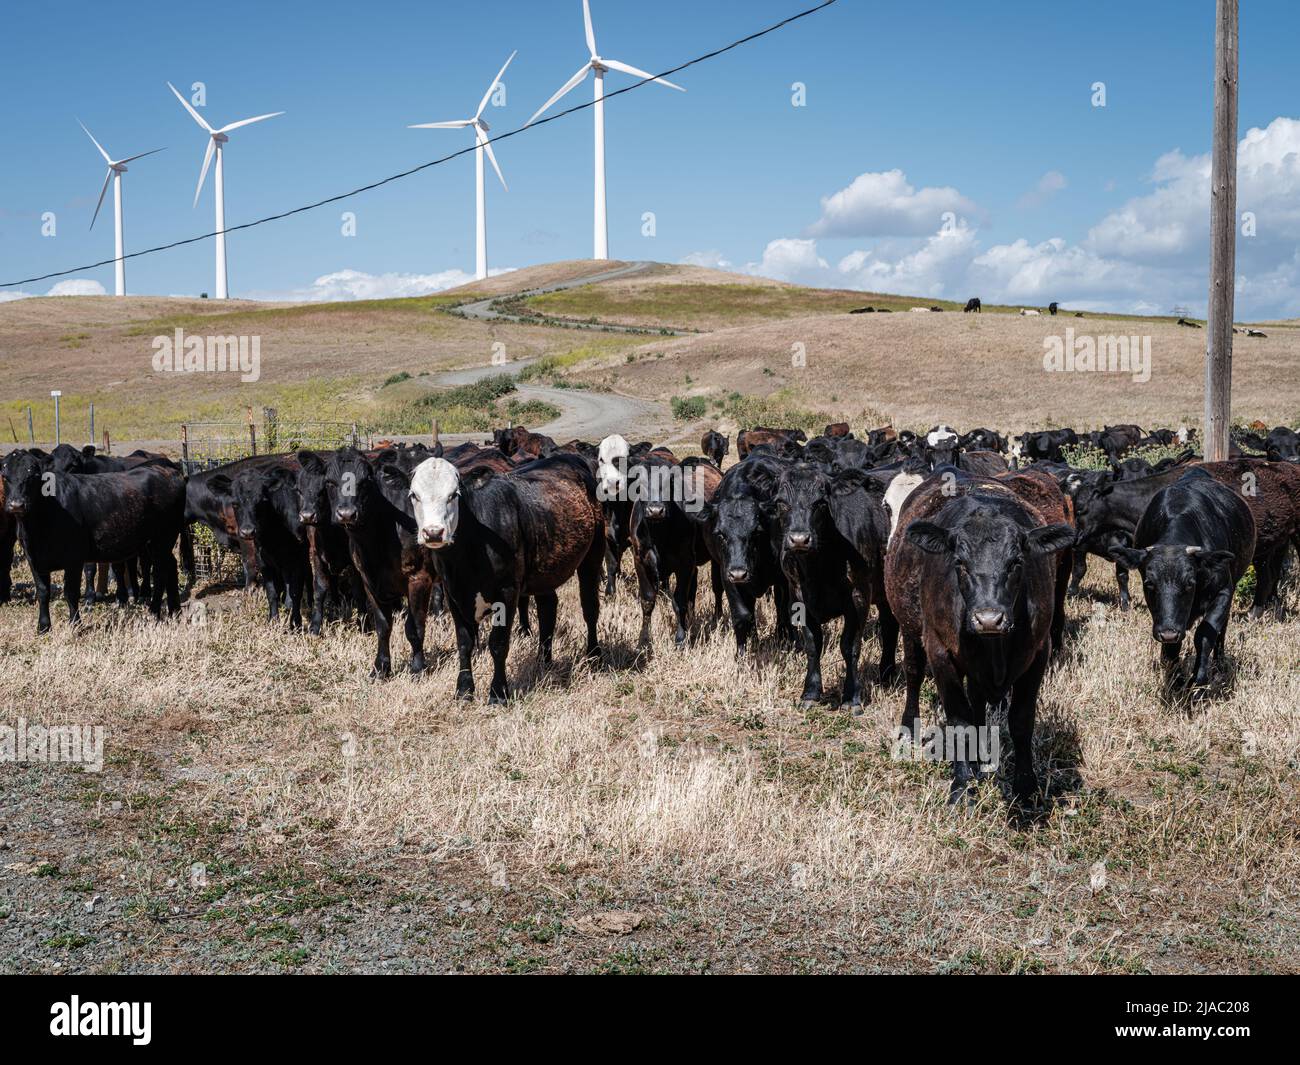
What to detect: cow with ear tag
<box><xmin>885</xmin><ymin>468</ymin><xmax>1075</xmax><ymax>805</ymax></box>
<box><xmin>406</xmin><ymin>452</ymin><xmax>605</xmax><ymax>704</ymax></box>
<box><xmin>1110</xmin><ymin>468</ymin><xmax>1255</xmax><ymax>687</ymax></box>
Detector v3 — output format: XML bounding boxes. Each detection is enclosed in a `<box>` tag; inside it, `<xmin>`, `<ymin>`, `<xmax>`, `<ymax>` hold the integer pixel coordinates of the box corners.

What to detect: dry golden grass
<box><xmin>2</xmin><ymin>555</ymin><xmax>1296</xmax><ymax>972</ymax></box>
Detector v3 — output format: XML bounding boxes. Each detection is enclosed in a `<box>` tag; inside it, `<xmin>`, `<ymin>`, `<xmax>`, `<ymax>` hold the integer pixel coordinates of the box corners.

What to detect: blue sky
<box><xmin>2</xmin><ymin>0</ymin><xmax>1298</xmax><ymax>316</ymax></box>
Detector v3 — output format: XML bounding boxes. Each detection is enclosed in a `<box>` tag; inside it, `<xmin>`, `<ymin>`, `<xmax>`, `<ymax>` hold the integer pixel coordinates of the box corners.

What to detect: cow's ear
<box><xmin>373</xmin><ymin>448</ymin><xmax>398</xmax><ymax>466</ymax></box>
<box><xmin>1026</xmin><ymin>523</ymin><xmax>1076</xmax><ymax>556</ymax></box>
<box><xmin>1095</xmin><ymin>480</ymin><xmax>1116</xmax><ymax>497</ymax></box>
<box><xmin>378</xmin><ymin>464</ymin><xmax>409</xmax><ymax>491</ymax></box>
<box><xmin>297</xmin><ymin>449</ymin><xmax>326</xmax><ymax>474</ymax></box>
<box><xmin>29</xmin><ymin>448</ymin><xmax>49</xmax><ymax>459</ymax></box>
<box><xmin>208</xmin><ymin>473</ymin><xmax>233</xmax><ymax>496</ymax></box>
<box><xmin>1194</xmin><ymin>549</ymin><xmax>1237</xmax><ymax>570</ymax></box>
<box><xmin>81</xmin><ymin>445</ymin><xmax>96</xmax><ymax>458</ymax></box>
<box><xmin>461</xmin><ymin>467</ymin><xmax>494</xmax><ymax>491</ymax></box>
<box><xmin>1110</xmin><ymin>545</ymin><xmax>1148</xmax><ymax>569</ymax></box>
<box><xmin>830</xmin><ymin>468</ymin><xmax>869</xmax><ymax>496</ymax></box>
<box><xmin>904</xmin><ymin>520</ymin><xmax>952</xmax><ymax>555</ymax></box>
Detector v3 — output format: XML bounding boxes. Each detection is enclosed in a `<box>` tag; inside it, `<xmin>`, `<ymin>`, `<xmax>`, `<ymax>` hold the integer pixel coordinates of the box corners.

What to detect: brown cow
<box><xmin>736</xmin><ymin>426</ymin><xmax>807</xmax><ymax>459</ymax></box>
<box><xmin>823</xmin><ymin>422</ymin><xmax>852</xmax><ymax>439</ymax></box>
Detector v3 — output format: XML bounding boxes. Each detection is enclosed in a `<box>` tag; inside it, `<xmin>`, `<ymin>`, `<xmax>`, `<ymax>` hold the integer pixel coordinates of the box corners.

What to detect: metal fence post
<box><xmin>26</xmin><ymin>406</ymin><xmax>34</xmax><ymax>444</ymax></box>
<box><xmin>51</xmin><ymin>390</ymin><xmax>62</xmax><ymax>446</ymax></box>
<box><xmin>181</xmin><ymin>424</ymin><xmax>190</xmax><ymax>469</ymax></box>
<box><xmin>89</xmin><ymin>403</ymin><xmax>95</xmax><ymax>448</ymax></box>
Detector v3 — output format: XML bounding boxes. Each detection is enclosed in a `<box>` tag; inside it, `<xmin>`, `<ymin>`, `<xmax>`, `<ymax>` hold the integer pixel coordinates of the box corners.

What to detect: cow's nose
<box><xmin>421</xmin><ymin>526</ymin><xmax>445</xmax><ymax>546</ymax></box>
<box><xmin>299</xmin><ymin>510</ymin><xmax>317</xmax><ymax>525</ymax></box>
<box><xmin>786</xmin><ymin>532</ymin><xmax>811</xmax><ymax>550</ymax></box>
<box><xmin>727</xmin><ymin>567</ymin><xmax>750</xmax><ymax>584</ymax></box>
<box><xmin>238</xmin><ymin>526</ymin><xmax>256</xmax><ymax>540</ymax></box>
<box><xmin>645</xmin><ymin>503</ymin><xmax>667</xmax><ymax>520</ymax></box>
<box><xmin>335</xmin><ymin>506</ymin><xmax>358</xmax><ymax>524</ymax></box>
<box><xmin>5</xmin><ymin>502</ymin><xmax>24</xmax><ymax>515</ymax></box>
<box><xmin>971</xmin><ymin>609</ymin><xmax>1007</xmax><ymax>634</ymax></box>
<box><xmin>1155</xmin><ymin>627</ymin><xmax>1183</xmax><ymax>644</ymax></box>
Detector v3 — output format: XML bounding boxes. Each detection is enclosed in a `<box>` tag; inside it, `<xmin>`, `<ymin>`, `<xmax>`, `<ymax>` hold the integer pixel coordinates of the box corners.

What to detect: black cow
<box><xmin>963</xmin><ymin>297</ymin><xmax>981</xmax><ymax>313</ymax></box>
<box><xmin>1</xmin><ymin>450</ymin><xmax>185</xmax><ymax>633</ymax></box>
<box><xmin>1048</xmin><ymin>302</ymin><xmax>1060</xmax><ymax>316</ymax></box>
<box><xmin>1014</xmin><ymin>428</ymin><xmax>1079</xmax><ymax>463</ymax></box>
<box><xmin>294</xmin><ymin>450</ymin><xmax>366</xmax><ymax>635</ymax></box>
<box><xmin>701</xmin><ymin>430</ymin><xmax>729</xmax><ymax>466</ymax></box>
<box><xmin>1236</xmin><ymin>426</ymin><xmax>1300</xmax><ymax>463</ymax></box>
<box><xmin>211</xmin><ymin>463</ymin><xmax>310</xmax><ymax>628</ymax></box>
<box><xmin>696</xmin><ymin>455</ymin><xmax>796</xmax><ymax>653</ymax></box>
<box><xmin>960</xmin><ymin>428</ymin><xmax>1006</xmax><ymax>453</ymax></box>
<box><xmin>1086</xmin><ymin>424</ymin><xmax>1145</xmax><ymax>460</ymax></box>
<box><xmin>1112</xmin><ymin>469</ymin><xmax>1255</xmax><ymax>686</ymax></box>
<box><xmin>886</xmin><ymin>471</ymin><xmax>1075</xmax><ymax>803</ymax></box>
<box><xmin>311</xmin><ymin>447</ymin><xmax>435</xmax><ymax>677</ymax></box>
<box><xmin>405</xmin><ymin>452</ymin><xmax>605</xmax><ymax>702</ymax></box>
<box><xmin>772</xmin><ymin>462</ymin><xmax>883</xmax><ymax>709</ymax></box>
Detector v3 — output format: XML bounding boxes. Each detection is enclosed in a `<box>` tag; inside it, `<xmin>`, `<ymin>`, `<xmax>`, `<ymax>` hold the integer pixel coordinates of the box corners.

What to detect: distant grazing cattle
<box><xmin>2</xmin><ymin>450</ymin><xmax>185</xmax><ymax>633</ymax></box>
<box><xmin>1236</xmin><ymin>426</ymin><xmax>1300</xmax><ymax>463</ymax></box>
<box><xmin>406</xmin><ymin>452</ymin><xmax>605</xmax><ymax>702</ymax></box>
<box><xmin>736</xmin><ymin>427</ymin><xmax>806</xmax><ymax>459</ymax></box>
<box><xmin>1245</xmin><ymin>329</ymin><xmax>1267</xmax><ymax>337</ymax></box>
<box><xmin>849</xmin><ymin>306</ymin><xmax>876</xmax><ymax>314</ymax></box>
<box><xmin>823</xmin><ymin>422</ymin><xmax>851</xmax><ymax>439</ymax></box>
<box><xmin>701</xmin><ymin>430</ymin><xmax>729</xmax><ymax>465</ymax></box>
<box><xmin>963</xmin><ymin>298</ymin><xmax>981</xmax><ymax>313</ymax></box>
<box><xmin>1019</xmin><ymin>308</ymin><xmax>1040</xmax><ymax>317</ymax></box>
<box><xmin>1111</xmin><ymin>469</ymin><xmax>1254</xmax><ymax>686</ymax></box>
<box><xmin>1177</xmin><ymin>317</ymin><xmax>1201</xmax><ymax>328</ymax></box>
<box><xmin>929</xmin><ymin>306</ymin><xmax>943</xmax><ymax>312</ymax></box>
<box><xmin>1087</xmin><ymin>423</ymin><xmax>1145</xmax><ymax>459</ymax></box>
<box><xmin>492</xmin><ymin>426</ymin><xmax>557</xmax><ymax>460</ymax></box>
<box><xmin>886</xmin><ymin>468</ymin><xmax>1075</xmax><ymax>803</ymax></box>
<box><xmin>910</xmin><ymin>307</ymin><xmax>930</xmax><ymax>313</ymax></box>
<box><xmin>1048</xmin><ymin>302</ymin><xmax>1059</xmax><ymax>316</ymax></box>
<box><xmin>1146</xmin><ymin>427</ymin><xmax>1196</xmax><ymax>447</ymax></box>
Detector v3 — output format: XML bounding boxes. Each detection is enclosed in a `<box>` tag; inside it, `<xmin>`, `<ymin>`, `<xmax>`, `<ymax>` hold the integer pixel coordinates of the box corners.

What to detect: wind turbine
<box><xmin>409</xmin><ymin>51</ymin><xmax>516</xmax><ymax>282</ymax></box>
<box><xmin>526</xmin><ymin>0</ymin><xmax>684</xmax><ymax>260</ymax></box>
<box><xmin>168</xmin><ymin>82</ymin><xmax>283</xmax><ymax>299</ymax></box>
<box><xmin>78</xmin><ymin>121</ymin><xmax>164</xmax><ymax>297</ymax></box>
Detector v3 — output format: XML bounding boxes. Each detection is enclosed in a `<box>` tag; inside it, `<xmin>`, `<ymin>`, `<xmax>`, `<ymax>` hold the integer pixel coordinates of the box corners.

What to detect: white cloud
<box><xmin>248</xmin><ymin>266</ymin><xmax>516</xmax><ymax>302</ymax></box>
<box><xmin>0</xmin><ymin>278</ymin><xmax>107</xmax><ymax>301</ymax></box>
<box><xmin>679</xmin><ymin>250</ymin><xmax>734</xmax><ymax>271</ymax></box>
<box><xmin>806</xmin><ymin>169</ymin><xmax>978</xmax><ymax>238</ymax></box>
<box><xmin>730</xmin><ymin>116</ymin><xmax>1300</xmax><ymax>318</ymax></box>
<box><xmin>1016</xmin><ymin>170</ymin><xmax>1067</xmax><ymax>209</ymax></box>
<box><xmin>743</xmin><ymin>238</ymin><xmax>828</xmax><ymax>285</ymax></box>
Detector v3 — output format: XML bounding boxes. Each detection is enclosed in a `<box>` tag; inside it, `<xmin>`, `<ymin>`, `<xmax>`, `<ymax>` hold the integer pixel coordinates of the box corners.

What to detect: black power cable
<box><xmin>1</xmin><ymin>0</ymin><xmax>838</xmax><ymax>290</ymax></box>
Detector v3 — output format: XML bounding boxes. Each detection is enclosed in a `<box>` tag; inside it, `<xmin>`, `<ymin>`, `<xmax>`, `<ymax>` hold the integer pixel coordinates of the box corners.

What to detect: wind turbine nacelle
<box><xmin>590</xmin><ymin>58</ymin><xmax>607</xmax><ymax>73</ymax></box>
<box><xmin>477</xmin><ymin>118</ymin><xmax>491</xmax><ymax>132</ymax></box>
<box><xmin>213</xmin><ymin>132</ymin><xmax>230</xmax><ymax>144</ymax></box>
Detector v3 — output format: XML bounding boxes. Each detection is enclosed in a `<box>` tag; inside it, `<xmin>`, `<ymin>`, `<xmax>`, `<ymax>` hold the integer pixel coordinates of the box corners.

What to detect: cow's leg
<box><xmin>532</xmin><ymin>590</ymin><xmax>559</xmax><ymax>667</ymax></box>
<box><xmin>308</xmin><ymin>546</ymin><xmax>329</xmax><ymax>637</ymax></box>
<box><xmin>709</xmin><ymin>559</ymin><xmax>723</xmax><ymax>619</ymax></box>
<box><xmin>727</xmin><ymin>584</ymin><xmax>757</xmax><ymax>655</ymax></box>
<box><xmin>932</xmin><ymin>660</ymin><xmax>981</xmax><ymax>802</ymax></box>
<box><xmin>162</xmin><ymin>550</ymin><xmax>181</xmax><ymax>616</ymax></box>
<box><xmin>451</xmin><ymin>601</ymin><xmax>475</xmax><ymax>699</ymax></box>
<box><xmin>838</xmin><ymin>603</ymin><xmax>867</xmax><ymax>710</ymax></box>
<box><xmin>95</xmin><ymin>562</ymin><xmax>110</xmax><ymax>602</ymax></box>
<box><xmin>81</xmin><ymin>563</ymin><xmax>97</xmax><ymax>607</ymax></box>
<box><xmin>578</xmin><ymin>532</ymin><xmax>604</xmax><ymax>660</ymax></box>
<box><xmin>111</xmin><ymin>562</ymin><xmax>130</xmax><ymax>607</ymax></box>
<box><xmin>0</xmin><ymin>525</ymin><xmax>14</xmax><ymax>605</ymax></box>
<box><xmin>516</xmin><ymin>594</ymin><xmax>532</xmax><ymax>636</ymax></box>
<box><xmin>798</xmin><ymin>620</ymin><xmax>825</xmax><ymax>707</ymax></box>
<box><xmin>1192</xmin><ymin>589</ymin><xmax>1233</xmax><ymax>687</ymax></box>
<box><xmin>876</xmin><ymin>596</ymin><xmax>899</xmax><ymax>686</ymax></box>
<box><xmin>603</xmin><ymin>535</ymin><xmax>619</xmax><ymax>598</ymax></box>
<box><xmin>670</xmin><ymin>563</ymin><xmax>697</xmax><ymax>647</ymax></box>
<box><xmin>404</xmin><ymin>575</ymin><xmax>431</xmax><ymax>674</ymax></box>
<box><xmin>64</xmin><ymin>564</ymin><xmax>84</xmax><ymax>626</ymax></box>
<box><xmin>125</xmin><ymin>557</ymin><xmax>141</xmax><ymax>605</ymax></box>
<box><xmin>262</xmin><ymin>564</ymin><xmax>282</xmax><ymax>623</ymax></box>
<box><xmin>371</xmin><ymin>602</ymin><xmax>395</xmax><ymax>678</ymax></box>
<box><xmin>634</xmin><ymin>549</ymin><xmax>658</xmax><ymax>650</ymax></box>
<box><xmin>1050</xmin><ymin>549</ymin><xmax>1072</xmax><ymax>654</ymax></box>
<box><xmin>901</xmin><ymin>639</ymin><xmax>929</xmax><ymax>731</ymax></box>
<box><xmin>33</xmin><ymin>564</ymin><xmax>55</xmax><ymax>633</ymax></box>
<box><xmin>285</xmin><ymin>562</ymin><xmax>306</xmax><ymax>631</ymax></box>
<box><xmin>774</xmin><ymin>580</ymin><xmax>798</xmax><ymax>645</ymax></box>
<box><xmin>1249</xmin><ymin>548</ymin><xmax>1282</xmax><ymax>620</ymax></box>
<box><xmin>1068</xmin><ymin>550</ymin><xmax>1087</xmax><ymax>597</ymax></box>
<box><xmin>486</xmin><ymin>596</ymin><xmax>516</xmax><ymax>704</ymax></box>
<box><xmin>1115</xmin><ymin>561</ymin><xmax>1131</xmax><ymax>611</ymax></box>
<box><xmin>1008</xmin><ymin>648</ymin><xmax>1050</xmax><ymax>805</ymax></box>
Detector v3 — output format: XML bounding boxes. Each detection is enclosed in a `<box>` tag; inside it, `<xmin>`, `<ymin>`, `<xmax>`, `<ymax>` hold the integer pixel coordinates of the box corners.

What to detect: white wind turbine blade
<box><xmin>77</xmin><ymin>119</ymin><xmax>113</xmax><ymax>165</ymax></box>
<box><xmin>168</xmin><ymin>81</ymin><xmax>214</xmax><ymax>132</ymax></box>
<box><xmin>193</xmin><ymin>137</ymin><xmax>215</xmax><ymax>207</ymax></box>
<box><xmin>481</xmin><ymin>135</ymin><xmax>508</xmax><ymax>192</ymax></box>
<box><xmin>583</xmin><ymin>0</ymin><xmax>597</xmax><ymax>56</ymax></box>
<box><xmin>216</xmin><ymin>111</ymin><xmax>284</xmax><ymax>134</ymax></box>
<box><xmin>116</xmin><ymin>147</ymin><xmax>166</xmax><ymax>165</ymax></box>
<box><xmin>90</xmin><ymin>169</ymin><xmax>112</xmax><ymax>230</ymax></box>
<box><xmin>476</xmin><ymin>50</ymin><xmax>517</xmax><ymax>120</ymax></box>
<box><xmin>409</xmin><ymin>119</ymin><xmax>474</xmax><ymax>129</ymax></box>
<box><xmin>600</xmin><ymin>57</ymin><xmax>685</xmax><ymax>92</ymax></box>
<box><xmin>526</xmin><ymin>62</ymin><xmax>592</xmax><ymax>125</ymax></box>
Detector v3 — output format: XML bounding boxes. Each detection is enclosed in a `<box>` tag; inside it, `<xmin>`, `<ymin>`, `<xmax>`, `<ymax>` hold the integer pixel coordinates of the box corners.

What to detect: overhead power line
<box><xmin>2</xmin><ymin>0</ymin><xmax>838</xmax><ymax>290</ymax></box>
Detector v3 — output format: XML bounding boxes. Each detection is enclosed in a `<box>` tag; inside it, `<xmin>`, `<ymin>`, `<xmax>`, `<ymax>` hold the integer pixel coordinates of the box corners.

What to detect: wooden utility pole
<box><xmin>1205</xmin><ymin>0</ymin><xmax>1238</xmax><ymax>462</ymax></box>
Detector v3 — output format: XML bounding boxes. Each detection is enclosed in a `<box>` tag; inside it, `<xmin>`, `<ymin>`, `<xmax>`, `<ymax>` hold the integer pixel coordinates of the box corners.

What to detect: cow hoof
<box><xmin>371</xmin><ymin>663</ymin><xmax>392</xmax><ymax>680</ymax></box>
<box><xmin>1248</xmin><ymin>605</ymin><xmax>1266</xmax><ymax>621</ymax></box>
<box><xmin>488</xmin><ymin>690</ymin><xmax>509</xmax><ymax>706</ymax></box>
<box><xmin>409</xmin><ymin>657</ymin><xmax>426</xmax><ymax>675</ymax></box>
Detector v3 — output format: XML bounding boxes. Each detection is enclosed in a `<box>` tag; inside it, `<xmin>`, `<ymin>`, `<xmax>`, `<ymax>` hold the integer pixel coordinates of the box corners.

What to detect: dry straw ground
<box><xmin>0</xmin><ymin>554</ymin><xmax>1296</xmax><ymax>973</ymax></box>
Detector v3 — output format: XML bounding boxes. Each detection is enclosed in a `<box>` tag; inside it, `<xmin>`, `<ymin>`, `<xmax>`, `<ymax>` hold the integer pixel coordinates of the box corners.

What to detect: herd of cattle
<box><xmin>2</xmin><ymin>415</ymin><xmax>1298</xmax><ymax>805</ymax></box>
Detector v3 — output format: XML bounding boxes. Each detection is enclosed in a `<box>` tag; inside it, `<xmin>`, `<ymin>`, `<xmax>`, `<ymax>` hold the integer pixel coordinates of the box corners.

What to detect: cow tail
<box><xmin>180</xmin><ymin>522</ymin><xmax>197</xmax><ymax>592</ymax></box>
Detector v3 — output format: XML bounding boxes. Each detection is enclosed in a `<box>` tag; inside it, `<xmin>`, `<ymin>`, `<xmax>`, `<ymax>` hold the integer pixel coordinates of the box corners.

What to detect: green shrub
<box><xmin>670</xmin><ymin>395</ymin><xmax>708</xmax><ymax>421</ymax></box>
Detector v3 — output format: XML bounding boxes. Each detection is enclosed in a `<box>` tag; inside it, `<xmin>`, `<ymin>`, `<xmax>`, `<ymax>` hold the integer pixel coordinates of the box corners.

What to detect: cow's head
<box><xmin>906</xmin><ymin>506</ymin><xmax>1074</xmax><ymax>636</ymax></box>
<box><xmin>883</xmin><ymin>470</ymin><xmax>926</xmax><ymax>547</ymax></box>
<box><xmin>408</xmin><ymin>457</ymin><xmax>465</xmax><ymax>548</ymax></box>
<box><xmin>1113</xmin><ymin>543</ymin><xmax>1236</xmax><ymax>645</ymax></box>
<box><xmin>323</xmin><ymin>447</ymin><xmax>382</xmax><ymax>528</ymax></box>
<box><xmin>772</xmin><ymin>462</ymin><xmax>837</xmax><ymax>554</ymax></box>
<box><xmin>229</xmin><ymin>466</ymin><xmax>295</xmax><ymax>541</ymax></box>
<box><xmin>596</xmin><ymin>434</ymin><xmax>629</xmax><ymax>501</ymax></box>
<box><xmin>296</xmin><ymin>450</ymin><xmax>329</xmax><ymax>525</ymax></box>
<box><xmin>1</xmin><ymin>449</ymin><xmax>50</xmax><ymax>517</ymax></box>
<box><xmin>707</xmin><ymin>468</ymin><xmax>779</xmax><ymax>585</ymax></box>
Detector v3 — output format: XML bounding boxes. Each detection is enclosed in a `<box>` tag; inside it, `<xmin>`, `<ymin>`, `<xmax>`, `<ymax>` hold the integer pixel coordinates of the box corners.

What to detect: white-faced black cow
<box><xmin>406</xmin><ymin>451</ymin><xmax>605</xmax><ymax>703</ymax></box>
